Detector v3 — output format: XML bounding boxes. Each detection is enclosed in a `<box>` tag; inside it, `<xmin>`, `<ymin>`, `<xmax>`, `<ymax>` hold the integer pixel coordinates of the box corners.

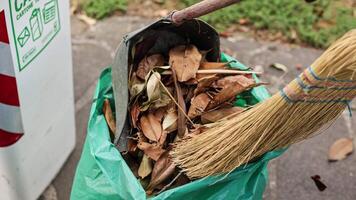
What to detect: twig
<box><xmin>152</xmin><ymin>72</ymin><xmax>194</xmax><ymax>125</ymax></box>
<box><xmin>159</xmin><ymin>68</ymin><xmax>261</xmax><ymax>75</ymax></box>
<box><xmin>157</xmin><ymin>172</ymin><xmax>183</xmax><ymax>194</ymax></box>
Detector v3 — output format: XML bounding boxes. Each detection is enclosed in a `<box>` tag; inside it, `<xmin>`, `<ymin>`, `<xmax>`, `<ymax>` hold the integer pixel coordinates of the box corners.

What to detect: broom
<box><xmin>171</xmin><ymin>29</ymin><xmax>356</xmax><ymax>179</ymax></box>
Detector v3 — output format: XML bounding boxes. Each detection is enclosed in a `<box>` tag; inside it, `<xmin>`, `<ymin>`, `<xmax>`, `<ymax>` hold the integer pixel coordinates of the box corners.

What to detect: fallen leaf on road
<box><xmin>269</xmin><ymin>63</ymin><xmax>288</xmax><ymax>73</ymax></box>
<box><xmin>239</xmin><ymin>18</ymin><xmax>249</xmax><ymax>25</ymax></box>
<box><xmin>70</xmin><ymin>0</ymin><xmax>79</xmax><ymax>14</ymax></box>
<box><xmin>328</xmin><ymin>138</ymin><xmax>353</xmax><ymax>161</ymax></box>
<box><xmin>290</xmin><ymin>29</ymin><xmax>297</xmax><ymax>40</ymax></box>
<box><xmin>77</xmin><ymin>14</ymin><xmax>96</xmax><ymax>26</ymax></box>
<box><xmin>138</xmin><ymin>154</ymin><xmax>153</xmax><ymax>179</ymax></box>
<box><xmin>311</xmin><ymin>175</ymin><xmax>327</xmax><ymax>192</ymax></box>
<box><xmin>219</xmin><ymin>31</ymin><xmax>233</xmax><ymax>38</ymax></box>
<box><xmin>140</xmin><ymin>113</ymin><xmax>162</xmax><ymax>142</ymax></box>
<box><xmin>169</xmin><ymin>45</ymin><xmax>202</xmax><ymax>82</ymax></box>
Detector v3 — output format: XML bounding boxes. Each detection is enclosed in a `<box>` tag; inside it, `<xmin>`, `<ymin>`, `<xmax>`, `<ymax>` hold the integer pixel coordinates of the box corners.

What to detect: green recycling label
<box><xmin>9</xmin><ymin>0</ymin><xmax>61</xmax><ymax>70</ymax></box>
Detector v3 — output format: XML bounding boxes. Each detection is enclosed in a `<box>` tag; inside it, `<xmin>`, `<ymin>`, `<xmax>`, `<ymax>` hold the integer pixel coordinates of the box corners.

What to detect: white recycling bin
<box><xmin>0</xmin><ymin>0</ymin><xmax>75</xmax><ymax>199</ymax></box>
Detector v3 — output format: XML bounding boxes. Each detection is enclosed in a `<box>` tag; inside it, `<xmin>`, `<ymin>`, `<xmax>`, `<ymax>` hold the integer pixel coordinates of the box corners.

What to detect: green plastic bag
<box><xmin>71</xmin><ymin>54</ymin><xmax>285</xmax><ymax>200</ymax></box>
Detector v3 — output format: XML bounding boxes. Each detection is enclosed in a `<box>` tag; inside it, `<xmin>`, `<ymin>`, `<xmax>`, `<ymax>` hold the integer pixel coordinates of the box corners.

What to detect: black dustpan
<box><xmin>112</xmin><ymin>0</ymin><xmax>241</xmax><ymax>152</ymax></box>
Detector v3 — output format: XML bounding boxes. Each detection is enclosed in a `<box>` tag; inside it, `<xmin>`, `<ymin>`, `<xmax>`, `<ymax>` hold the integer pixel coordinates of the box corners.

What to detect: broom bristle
<box><xmin>171</xmin><ymin>29</ymin><xmax>356</xmax><ymax>179</ymax></box>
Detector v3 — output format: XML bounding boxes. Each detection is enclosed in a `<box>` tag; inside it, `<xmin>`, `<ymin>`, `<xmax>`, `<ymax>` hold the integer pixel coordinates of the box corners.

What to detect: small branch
<box><xmin>159</xmin><ymin>68</ymin><xmax>262</xmax><ymax>75</ymax></box>
<box><xmin>152</xmin><ymin>72</ymin><xmax>194</xmax><ymax>125</ymax></box>
<box><xmin>198</xmin><ymin>69</ymin><xmax>261</xmax><ymax>74</ymax></box>
<box><xmin>157</xmin><ymin>172</ymin><xmax>183</xmax><ymax>194</ymax></box>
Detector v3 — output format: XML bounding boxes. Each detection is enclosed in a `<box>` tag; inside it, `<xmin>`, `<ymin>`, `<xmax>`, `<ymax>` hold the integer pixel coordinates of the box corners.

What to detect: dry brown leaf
<box><xmin>185</xmin><ymin>88</ymin><xmax>195</xmax><ymax>104</ymax></box>
<box><xmin>127</xmin><ymin>138</ymin><xmax>138</xmax><ymax>154</ymax></box>
<box><xmin>77</xmin><ymin>14</ymin><xmax>96</xmax><ymax>26</ymax></box>
<box><xmin>269</xmin><ymin>63</ymin><xmax>288</xmax><ymax>73</ymax></box>
<box><xmin>146</xmin><ymin>72</ymin><xmax>161</xmax><ymax>103</ymax></box>
<box><xmin>140</xmin><ymin>113</ymin><xmax>162</xmax><ymax>142</ymax></box>
<box><xmin>311</xmin><ymin>175</ymin><xmax>327</xmax><ymax>191</ymax></box>
<box><xmin>213</xmin><ymin>75</ymin><xmax>255</xmax><ymax>89</ymax></box>
<box><xmin>130</xmin><ymin>102</ymin><xmax>140</xmax><ymax>128</ymax></box>
<box><xmin>169</xmin><ymin>45</ymin><xmax>202</xmax><ymax>82</ymax></box>
<box><xmin>328</xmin><ymin>138</ymin><xmax>353</xmax><ymax>161</ymax></box>
<box><xmin>70</xmin><ymin>0</ymin><xmax>79</xmax><ymax>14</ymax></box>
<box><xmin>188</xmin><ymin>93</ymin><xmax>211</xmax><ymax>119</ymax></box>
<box><xmin>137</xmin><ymin>142</ymin><xmax>165</xmax><ymax>161</ymax></box>
<box><xmin>172</xmin><ymin>69</ymin><xmax>187</xmax><ymax>138</ymax></box>
<box><xmin>158</xmin><ymin>131</ymin><xmax>168</xmax><ymax>146</ymax></box>
<box><xmin>138</xmin><ymin>132</ymin><xmax>148</xmax><ymax>143</ymax></box>
<box><xmin>219</xmin><ymin>31</ymin><xmax>233</xmax><ymax>38</ymax></box>
<box><xmin>188</xmin><ymin>124</ymin><xmax>208</xmax><ymax>136</ymax></box>
<box><xmin>194</xmin><ymin>75</ymin><xmax>219</xmax><ymax>95</ymax></box>
<box><xmin>136</xmin><ymin>54</ymin><xmax>165</xmax><ymax>80</ymax></box>
<box><xmin>150</xmin><ymin>92</ymin><xmax>172</xmax><ymax>110</ymax></box>
<box><xmin>138</xmin><ymin>154</ymin><xmax>153</xmax><ymax>179</ymax></box>
<box><xmin>201</xmin><ymin>107</ymin><xmax>245</xmax><ymax>124</ymax></box>
<box><xmin>103</xmin><ymin>99</ymin><xmax>116</xmax><ymax>134</ymax></box>
<box><xmin>162</xmin><ymin>109</ymin><xmax>178</xmax><ymax>133</ymax></box>
<box><xmin>154</xmin><ymin>108</ymin><xmax>166</xmax><ymax>122</ymax></box>
<box><xmin>141</xmin><ymin>72</ymin><xmax>171</xmax><ymax>111</ymax></box>
<box><xmin>239</xmin><ymin>18</ymin><xmax>249</xmax><ymax>25</ymax></box>
<box><xmin>129</xmin><ymin>72</ymin><xmax>145</xmax><ymax>98</ymax></box>
<box><xmin>207</xmin><ymin>76</ymin><xmax>263</xmax><ymax>110</ymax></box>
<box><xmin>147</xmin><ymin>151</ymin><xmax>176</xmax><ymax>192</ymax></box>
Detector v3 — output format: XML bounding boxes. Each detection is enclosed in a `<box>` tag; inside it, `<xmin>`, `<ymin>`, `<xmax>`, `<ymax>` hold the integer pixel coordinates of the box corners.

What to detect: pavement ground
<box><xmin>39</xmin><ymin>15</ymin><xmax>356</xmax><ymax>200</ymax></box>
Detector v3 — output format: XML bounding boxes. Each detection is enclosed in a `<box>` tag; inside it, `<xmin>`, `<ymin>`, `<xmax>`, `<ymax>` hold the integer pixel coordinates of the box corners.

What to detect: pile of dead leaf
<box><xmin>103</xmin><ymin>44</ymin><xmax>264</xmax><ymax>196</ymax></box>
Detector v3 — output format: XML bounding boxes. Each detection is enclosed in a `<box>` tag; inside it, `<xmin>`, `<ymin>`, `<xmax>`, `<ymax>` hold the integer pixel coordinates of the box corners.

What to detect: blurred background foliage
<box><xmin>80</xmin><ymin>0</ymin><xmax>127</xmax><ymax>19</ymax></box>
<box><xmin>182</xmin><ymin>0</ymin><xmax>356</xmax><ymax>48</ymax></box>
<box><xmin>73</xmin><ymin>0</ymin><xmax>356</xmax><ymax>48</ymax></box>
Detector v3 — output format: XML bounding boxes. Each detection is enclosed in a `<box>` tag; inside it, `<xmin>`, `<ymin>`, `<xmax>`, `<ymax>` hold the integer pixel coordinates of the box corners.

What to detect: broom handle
<box><xmin>170</xmin><ymin>0</ymin><xmax>315</xmax><ymax>25</ymax></box>
<box><xmin>171</xmin><ymin>0</ymin><xmax>241</xmax><ymax>25</ymax></box>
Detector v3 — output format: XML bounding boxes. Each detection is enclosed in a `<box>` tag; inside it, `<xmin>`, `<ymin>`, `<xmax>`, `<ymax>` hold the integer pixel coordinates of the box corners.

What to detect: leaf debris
<box><xmin>104</xmin><ymin>44</ymin><xmax>265</xmax><ymax>195</ymax></box>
